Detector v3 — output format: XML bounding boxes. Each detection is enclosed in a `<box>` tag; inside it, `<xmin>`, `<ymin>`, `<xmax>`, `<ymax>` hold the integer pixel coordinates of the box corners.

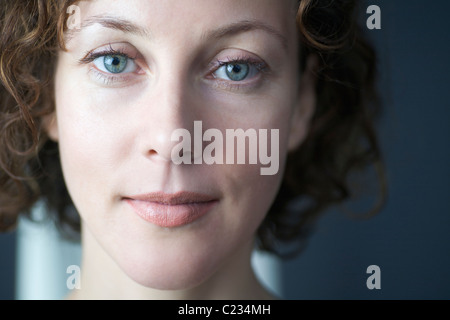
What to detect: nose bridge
<box><xmin>138</xmin><ymin>58</ymin><xmax>197</xmax><ymax>163</ymax></box>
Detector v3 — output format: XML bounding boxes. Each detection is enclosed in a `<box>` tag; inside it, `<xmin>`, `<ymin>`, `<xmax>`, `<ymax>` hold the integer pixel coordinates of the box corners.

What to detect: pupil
<box><xmin>112</xmin><ymin>57</ymin><xmax>120</xmax><ymax>66</ymax></box>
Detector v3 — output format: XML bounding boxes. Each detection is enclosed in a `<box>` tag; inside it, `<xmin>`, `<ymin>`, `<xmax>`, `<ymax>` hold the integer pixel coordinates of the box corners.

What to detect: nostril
<box><xmin>148</xmin><ymin>150</ymin><xmax>158</xmax><ymax>156</ymax></box>
<box><xmin>147</xmin><ymin>147</ymin><xmax>183</xmax><ymax>164</ymax></box>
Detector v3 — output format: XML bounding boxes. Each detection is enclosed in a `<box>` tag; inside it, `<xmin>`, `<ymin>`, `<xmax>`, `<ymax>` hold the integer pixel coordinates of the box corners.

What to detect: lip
<box><xmin>124</xmin><ymin>191</ymin><xmax>218</xmax><ymax>228</ymax></box>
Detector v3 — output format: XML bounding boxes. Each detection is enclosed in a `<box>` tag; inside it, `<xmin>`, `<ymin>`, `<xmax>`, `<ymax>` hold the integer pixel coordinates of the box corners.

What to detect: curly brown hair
<box><xmin>0</xmin><ymin>0</ymin><xmax>386</xmax><ymax>257</ymax></box>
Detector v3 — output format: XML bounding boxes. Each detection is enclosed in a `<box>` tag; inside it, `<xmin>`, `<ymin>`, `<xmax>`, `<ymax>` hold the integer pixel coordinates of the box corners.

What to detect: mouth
<box><xmin>123</xmin><ymin>191</ymin><xmax>218</xmax><ymax>228</ymax></box>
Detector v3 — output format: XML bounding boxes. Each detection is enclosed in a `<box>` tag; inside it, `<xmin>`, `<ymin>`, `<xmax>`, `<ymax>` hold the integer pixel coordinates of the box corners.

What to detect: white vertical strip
<box><xmin>251</xmin><ymin>249</ymin><xmax>282</xmax><ymax>298</ymax></box>
<box><xmin>15</xmin><ymin>202</ymin><xmax>81</xmax><ymax>300</ymax></box>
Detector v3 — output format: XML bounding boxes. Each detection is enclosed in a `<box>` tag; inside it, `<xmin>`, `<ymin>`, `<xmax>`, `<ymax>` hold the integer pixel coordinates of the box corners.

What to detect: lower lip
<box><xmin>125</xmin><ymin>199</ymin><xmax>217</xmax><ymax>228</ymax></box>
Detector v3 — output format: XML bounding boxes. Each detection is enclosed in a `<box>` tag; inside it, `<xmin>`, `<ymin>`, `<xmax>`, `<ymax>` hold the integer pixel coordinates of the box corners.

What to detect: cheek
<box><xmin>222</xmin><ymin>164</ymin><xmax>283</xmax><ymax>231</ymax></box>
<box><xmin>54</xmin><ymin>80</ymin><xmax>130</xmax><ymax>218</ymax></box>
<box><xmin>204</xmin><ymin>95</ymin><xmax>293</xmax><ymax>229</ymax></box>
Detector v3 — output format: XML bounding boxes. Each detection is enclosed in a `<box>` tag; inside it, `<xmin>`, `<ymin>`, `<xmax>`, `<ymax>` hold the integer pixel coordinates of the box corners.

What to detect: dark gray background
<box><xmin>1</xmin><ymin>0</ymin><xmax>449</xmax><ymax>299</ymax></box>
<box><xmin>281</xmin><ymin>0</ymin><xmax>450</xmax><ymax>299</ymax></box>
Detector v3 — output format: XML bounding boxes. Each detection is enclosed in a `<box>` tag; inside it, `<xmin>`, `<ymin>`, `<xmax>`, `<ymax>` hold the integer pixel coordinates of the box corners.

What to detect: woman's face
<box><xmin>50</xmin><ymin>0</ymin><xmax>313</xmax><ymax>290</ymax></box>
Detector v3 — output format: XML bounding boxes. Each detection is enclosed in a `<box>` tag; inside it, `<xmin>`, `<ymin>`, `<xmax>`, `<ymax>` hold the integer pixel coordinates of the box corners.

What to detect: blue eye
<box><xmin>214</xmin><ymin>62</ymin><xmax>260</xmax><ymax>82</ymax></box>
<box><xmin>93</xmin><ymin>54</ymin><xmax>137</xmax><ymax>74</ymax></box>
<box><xmin>225</xmin><ymin>63</ymin><xmax>249</xmax><ymax>81</ymax></box>
<box><xmin>104</xmin><ymin>55</ymin><xmax>128</xmax><ymax>73</ymax></box>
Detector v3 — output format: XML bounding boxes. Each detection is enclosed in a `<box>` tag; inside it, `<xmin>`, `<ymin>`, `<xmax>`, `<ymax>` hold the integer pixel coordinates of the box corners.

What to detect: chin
<box><xmin>111</xmin><ymin>238</ymin><xmax>224</xmax><ymax>291</ymax></box>
<box><xmin>126</xmin><ymin>265</ymin><xmax>213</xmax><ymax>291</ymax></box>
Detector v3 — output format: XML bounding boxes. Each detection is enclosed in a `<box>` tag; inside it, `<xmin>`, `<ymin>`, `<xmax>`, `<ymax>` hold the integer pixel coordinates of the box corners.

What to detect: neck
<box><xmin>67</xmin><ymin>225</ymin><xmax>273</xmax><ymax>300</ymax></box>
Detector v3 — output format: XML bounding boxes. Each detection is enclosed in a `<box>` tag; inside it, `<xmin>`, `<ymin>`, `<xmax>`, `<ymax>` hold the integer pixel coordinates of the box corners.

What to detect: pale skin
<box><xmin>47</xmin><ymin>0</ymin><xmax>316</xmax><ymax>299</ymax></box>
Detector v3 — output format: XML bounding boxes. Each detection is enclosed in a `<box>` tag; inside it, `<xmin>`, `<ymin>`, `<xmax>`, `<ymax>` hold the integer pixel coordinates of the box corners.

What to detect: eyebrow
<box><xmin>204</xmin><ymin>20</ymin><xmax>289</xmax><ymax>51</ymax></box>
<box><xmin>65</xmin><ymin>16</ymin><xmax>151</xmax><ymax>42</ymax></box>
<box><xmin>66</xmin><ymin>16</ymin><xmax>288</xmax><ymax>50</ymax></box>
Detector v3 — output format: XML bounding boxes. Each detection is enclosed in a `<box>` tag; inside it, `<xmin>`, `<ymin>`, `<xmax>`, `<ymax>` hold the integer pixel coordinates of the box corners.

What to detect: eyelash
<box><xmin>213</xmin><ymin>57</ymin><xmax>267</xmax><ymax>72</ymax></box>
<box><xmin>79</xmin><ymin>48</ymin><xmax>269</xmax><ymax>89</ymax></box>
<box><xmin>209</xmin><ymin>57</ymin><xmax>269</xmax><ymax>91</ymax></box>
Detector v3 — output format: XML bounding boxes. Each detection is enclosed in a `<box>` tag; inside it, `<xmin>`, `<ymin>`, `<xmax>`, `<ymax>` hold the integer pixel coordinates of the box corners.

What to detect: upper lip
<box><xmin>124</xmin><ymin>191</ymin><xmax>217</xmax><ymax>205</ymax></box>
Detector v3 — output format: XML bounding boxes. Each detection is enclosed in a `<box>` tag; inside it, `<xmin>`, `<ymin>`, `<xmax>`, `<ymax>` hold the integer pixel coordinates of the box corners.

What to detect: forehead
<box><xmin>69</xmin><ymin>0</ymin><xmax>298</xmax><ymax>44</ymax></box>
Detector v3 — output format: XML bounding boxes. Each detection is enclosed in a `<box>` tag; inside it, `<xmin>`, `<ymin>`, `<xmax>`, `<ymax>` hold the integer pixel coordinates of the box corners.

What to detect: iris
<box><xmin>225</xmin><ymin>63</ymin><xmax>249</xmax><ymax>81</ymax></box>
<box><xmin>103</xmin><ymin>55</ymin><xmax>128</xmax><ymax>74</ymax></box>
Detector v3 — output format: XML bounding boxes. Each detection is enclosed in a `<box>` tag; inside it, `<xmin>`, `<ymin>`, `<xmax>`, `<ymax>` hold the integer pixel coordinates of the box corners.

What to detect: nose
<box><xmin>136</xmin><ymin>71</ymin><xmax>200</xmax><ymax>164</ymax></box>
